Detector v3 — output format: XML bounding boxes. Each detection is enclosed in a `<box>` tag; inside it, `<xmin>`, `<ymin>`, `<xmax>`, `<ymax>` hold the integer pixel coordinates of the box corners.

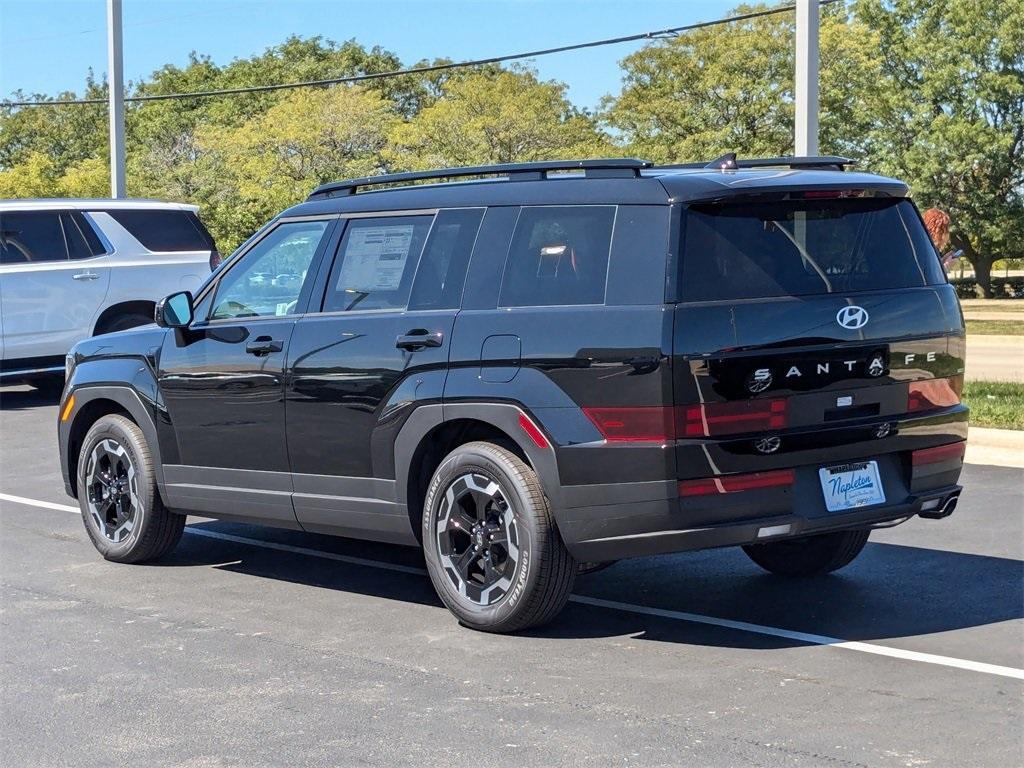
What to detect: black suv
<box><xmin>58</xmin><ymin>156</ymin><xmax>968</xmax><ymax>632</ymax></box>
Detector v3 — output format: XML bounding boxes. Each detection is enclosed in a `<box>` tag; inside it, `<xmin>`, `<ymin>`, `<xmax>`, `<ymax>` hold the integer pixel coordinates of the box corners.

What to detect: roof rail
<box><xmin>660</xmin><ymin>154</ymin><xmax>855</xmax><ymax>172</ymax></box>
<box><xmin>308</xmin><ymin>158</ymin><xmax>654</xmax><ymax>199</ymax></box>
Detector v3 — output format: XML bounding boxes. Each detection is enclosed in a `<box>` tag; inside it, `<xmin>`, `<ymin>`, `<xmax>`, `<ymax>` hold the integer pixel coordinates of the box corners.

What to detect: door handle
<box><xmin>395</xmin><ymin>329</ymin><xmax>443</xmax><ymax>351</ymax></box>
<box><xmin>72</xmin><ymin>271</ymin><xmax>100</xmax><ymax>281</ymax></box>
<box><xmin>245</xmin><ymin>336</ymin><xmax>283</xmax><ymax>356</ymax></box>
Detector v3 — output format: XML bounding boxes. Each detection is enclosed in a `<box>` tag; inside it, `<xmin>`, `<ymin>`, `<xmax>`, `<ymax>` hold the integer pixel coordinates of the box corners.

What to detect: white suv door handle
<box><xmin>72</xmin><ymin>271</ymin><xmax>100</xmax><ymax>281</ymax></box>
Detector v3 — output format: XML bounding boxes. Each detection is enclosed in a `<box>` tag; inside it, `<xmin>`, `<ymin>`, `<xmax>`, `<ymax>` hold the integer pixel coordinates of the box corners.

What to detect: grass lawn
<box><xmin>965</xmin><ymin>319</ymin><xmax>1023</xmax><ymax>335</ymax></box>
<box><xmin>962</xmin><ymin>381</ymin><xmax>1024</xmax><ymax>430</ymax></box>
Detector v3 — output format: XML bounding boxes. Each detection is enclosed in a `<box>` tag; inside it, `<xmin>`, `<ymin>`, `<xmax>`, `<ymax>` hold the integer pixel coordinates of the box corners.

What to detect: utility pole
<box><xmin>107</xmin><ymin>0</ymin><xmax>126</xmax><ymax>198</ymax></box>
<box><xmin>794</xmin><ymin>0</ymin><xmax>819</xmax><ymax>156</ymax></box>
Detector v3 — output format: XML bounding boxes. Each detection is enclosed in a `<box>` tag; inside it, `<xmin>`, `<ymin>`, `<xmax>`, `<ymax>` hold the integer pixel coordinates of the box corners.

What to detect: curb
<box><xmin>965</xmin><ymin>426</ymin><xmax>1024</xmax><ymax>469</ymax></box>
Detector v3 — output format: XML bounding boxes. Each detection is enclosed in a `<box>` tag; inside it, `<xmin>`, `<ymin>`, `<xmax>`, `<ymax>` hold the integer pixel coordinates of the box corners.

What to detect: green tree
<box><xmin>196</xmin><ymin>85</ymin><xmax>398</xmax><ymax>250</ymax></box>
<box><xmin>602</xmin><ymin>4</ymin><xmax>884</xmax><ymax>162</ymax></box>
<box><xmin>388</xmin><ymin>67</ymin><xmax>615</xmax><ymax>169</ymax></box>
<box><xmin>854</xmin><ymin>0</ymin><xmax>1024</xmax><ymax>297</ymax></box>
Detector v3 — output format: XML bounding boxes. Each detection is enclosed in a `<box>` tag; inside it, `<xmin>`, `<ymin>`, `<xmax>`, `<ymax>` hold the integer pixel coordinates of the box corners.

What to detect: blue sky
<box><xmin>1</xmin><ymin>0</ymin><xmax>737</xmax><ymax>111</ymax></box>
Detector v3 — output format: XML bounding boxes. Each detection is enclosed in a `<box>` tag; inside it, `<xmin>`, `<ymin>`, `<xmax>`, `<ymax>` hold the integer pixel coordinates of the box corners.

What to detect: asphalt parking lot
<box><xmin>1</xmin><ymin>385</ymin><xmax>1021</xmax><ymax>767</ymax></box>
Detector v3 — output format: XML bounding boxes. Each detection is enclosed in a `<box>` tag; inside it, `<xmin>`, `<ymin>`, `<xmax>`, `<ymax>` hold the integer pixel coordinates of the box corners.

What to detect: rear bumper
<box><xmin>555</xmin><ymin>484</ymin><xmax>961</xmax><ymax>561</ymax></box>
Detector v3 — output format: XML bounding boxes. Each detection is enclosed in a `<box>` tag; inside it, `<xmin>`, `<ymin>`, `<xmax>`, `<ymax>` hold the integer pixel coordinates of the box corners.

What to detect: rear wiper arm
<box><xmin>767</xmin><ymin>221</ymin><xmax>833</xmax><ymax>293</ymax></box>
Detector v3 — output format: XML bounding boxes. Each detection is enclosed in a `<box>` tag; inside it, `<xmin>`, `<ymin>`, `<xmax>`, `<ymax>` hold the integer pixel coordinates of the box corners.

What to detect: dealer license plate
<box><xmin>818</xmin><ymin>461</ymin><xmax>885</xmax><ymax>512</ymax></box>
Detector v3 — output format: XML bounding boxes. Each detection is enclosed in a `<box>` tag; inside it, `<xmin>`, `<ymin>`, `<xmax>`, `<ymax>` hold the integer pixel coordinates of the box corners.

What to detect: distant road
<box><xmin>965</xmin><ymin>335</ymin><xmax>1024</xmax><ymax>382</ymax></box>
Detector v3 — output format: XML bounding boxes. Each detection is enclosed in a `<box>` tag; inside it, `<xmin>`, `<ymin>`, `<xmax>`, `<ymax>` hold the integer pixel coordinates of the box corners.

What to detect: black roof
<box><xmin>281</xmin><ymin>157</ymin><xmax>909</xmax><ymax>218</ymax></box>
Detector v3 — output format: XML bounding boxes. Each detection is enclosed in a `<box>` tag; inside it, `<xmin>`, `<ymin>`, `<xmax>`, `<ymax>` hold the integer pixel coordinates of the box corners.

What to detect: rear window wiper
<box><xmin>765</xmin><ymin>220</ymin><xmax>834</xmax><ymax>293</ymax></box>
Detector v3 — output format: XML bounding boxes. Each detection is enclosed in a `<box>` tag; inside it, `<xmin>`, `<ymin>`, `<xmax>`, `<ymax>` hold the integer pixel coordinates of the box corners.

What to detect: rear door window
<box><xmin>408</xmin><ymin>208</ymin><xmax>483</xmax><ymax>311</ymax></box>
<box><xmin>499</xmin><ymin>205</ymin><xmax>615</xmax><ymax>307</ymax></box>
<box><xmin>323</xmin><ymin>215</ymin><xmax>433</xmax><ymax>312</ymax></box>
<box><xmin>62</xmin><ymin>213</ymin><xmax>100</xmax><ymax>260</ymax></box>
<box><xmin>106</xmin><ymin>209</ymin><xmax>216</xmax><ymax>252</ymax></box>
<box><xmin>73</xmin><ymin>212</ymin><xmax>108</xmax><ymax>256</ymax></box>
<box><xmin>680</xmin><ymin>198</ymin><xmax>945</xmax><ymax>301</ymax></box>
<box><xmin>0</xmin><ymin>211</ymin><xmax>68</xmax><ymax>264</ymax></box>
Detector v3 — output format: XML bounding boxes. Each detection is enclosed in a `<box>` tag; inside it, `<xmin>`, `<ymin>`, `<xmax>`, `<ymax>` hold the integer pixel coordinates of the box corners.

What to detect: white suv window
<box><xmin>0</xmin><ymin>212</ymin><xmax>68</xmax><ymax>264</ymax></box>
<box><xmin>210</xmin><ymin>220</ymin><xmax>329</xmax><ymax>321</ymax></box>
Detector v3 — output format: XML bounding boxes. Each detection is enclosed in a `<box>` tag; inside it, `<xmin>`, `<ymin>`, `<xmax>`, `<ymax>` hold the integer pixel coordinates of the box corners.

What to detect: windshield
<box><xmin>680</xmin><ymin>198</ymin><xmax>946</xmax><ymax>302</ymax></box>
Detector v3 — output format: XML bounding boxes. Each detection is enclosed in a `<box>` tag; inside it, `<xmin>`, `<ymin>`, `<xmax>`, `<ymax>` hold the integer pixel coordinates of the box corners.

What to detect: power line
<box><xmin>2</xmin><ymin>0</ymin><xmax>841</xmax><ymax>109</ymax></box>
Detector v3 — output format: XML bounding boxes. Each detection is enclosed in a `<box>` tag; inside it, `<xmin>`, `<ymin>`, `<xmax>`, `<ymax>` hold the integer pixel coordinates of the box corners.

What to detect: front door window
<box><xmin>210</xmin><ymin>220</ymin><xmax>329</xmax><ymax>321</ymax></box>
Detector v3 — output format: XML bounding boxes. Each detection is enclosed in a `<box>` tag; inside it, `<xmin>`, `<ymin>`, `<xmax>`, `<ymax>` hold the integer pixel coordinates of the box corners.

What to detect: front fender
<box><xmin>59</xmin><ymin>361</ymin><xmax>165</xmax><ymax>500</ymax></box>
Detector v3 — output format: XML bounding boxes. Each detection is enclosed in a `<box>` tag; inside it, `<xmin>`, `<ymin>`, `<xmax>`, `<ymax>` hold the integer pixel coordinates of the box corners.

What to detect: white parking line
<box><xmin>3</xmin><ymin>491</ymin><xmax>1023</xmax><ymax>681</ymax></box>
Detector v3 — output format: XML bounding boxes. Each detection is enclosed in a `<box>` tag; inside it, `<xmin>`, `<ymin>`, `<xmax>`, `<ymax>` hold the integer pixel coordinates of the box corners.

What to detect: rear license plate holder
<box><xmin>818</xmin><ymin>461</ymin><xmax>885</xmax><ymax>512</ymax></box>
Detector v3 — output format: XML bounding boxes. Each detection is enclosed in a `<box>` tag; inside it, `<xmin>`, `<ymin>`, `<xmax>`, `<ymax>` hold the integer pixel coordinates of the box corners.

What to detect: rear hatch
<box><xmin>672</xmin><ymin>191</ymin><xmax>967</xmax><ymax>514</ymax></box>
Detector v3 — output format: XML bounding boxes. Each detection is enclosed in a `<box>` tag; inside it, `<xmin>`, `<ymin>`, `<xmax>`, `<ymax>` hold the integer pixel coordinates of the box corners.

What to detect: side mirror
<box><xmin>155</xmin><ymin>291</ymin><xmax>194</xmax><ymax>328</ymax></box>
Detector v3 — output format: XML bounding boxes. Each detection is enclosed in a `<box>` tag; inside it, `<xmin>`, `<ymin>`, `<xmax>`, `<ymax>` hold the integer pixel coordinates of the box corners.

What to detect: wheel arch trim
<box><xmin>61</xmin><ymin>385</ymin><xmax>166</xmax><ymax>500</ymax></box>
<box><xmin>393</xmin><ymin>402</ymin><xmax>563</xmax><ymax>510</ymax></box>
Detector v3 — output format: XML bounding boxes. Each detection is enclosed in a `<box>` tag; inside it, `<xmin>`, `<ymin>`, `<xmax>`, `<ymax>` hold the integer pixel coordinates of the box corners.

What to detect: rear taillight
<box><xmin>583</xmin><ymin>407</ymin><xmax>674</xmax><ymax>442</ymax></box>
<box><xmin>679</xmin><ymin>469</ymin><xmax>795</xmax><ymax>497</ymax></box>
<box><xmin>908</xmin><ymin>375</ymin><xmax>962</xmax><ymax>413</ymax></box>
<box><xmin>209</xmin><ymin>250</ymin><xmax>222</xmax><ymax>271</ymax></box>
<box><xmin>681</xmin><ymin>399</ymin><xmax>787</xmax><ymax>437</ymax></box>
<box><xmin>583</xmin><ymin>399</ymin><xmax>788</xmax><ymax>442</ymax></box>
<box><xmin>912</xmin><ymin>441</ymin><xmax>966</xmax><ymax>466</ymax></box>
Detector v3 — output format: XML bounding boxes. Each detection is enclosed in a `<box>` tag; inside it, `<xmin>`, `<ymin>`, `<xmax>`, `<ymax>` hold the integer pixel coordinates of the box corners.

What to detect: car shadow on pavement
<box><xmin>167</xmin><ymin>520</ymin><xmax>1023</xmax><ymax>650</ymax></box>
<box><xmin>0</xmin><ymin>386</ymin><xmax>60</xmax><ymax>410</ymax></box>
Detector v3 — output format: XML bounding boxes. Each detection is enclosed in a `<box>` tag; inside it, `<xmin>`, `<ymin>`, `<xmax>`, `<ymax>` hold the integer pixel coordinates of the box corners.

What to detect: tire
<box><xmin>422</xmin><ymin>441</ymin><xmax>576</xmax><ymax>633</ymax></box>
<box><xmin>742</xmin><ymin>529</ymin><xmax>870</xmax><ymax>577</ymax></box>
<box><xmin>77</xmin><ymin>413</ymin><xmax>185</xmax><ymax>563</ymax></box>
<box><xmin>97</xmin><ymin>313</ymin><xmax>152</xmax><ymax>335</ymax></box>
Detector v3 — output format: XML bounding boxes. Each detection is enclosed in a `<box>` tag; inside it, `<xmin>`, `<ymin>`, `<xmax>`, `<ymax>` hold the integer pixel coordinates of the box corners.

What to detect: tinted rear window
<box><xmin>106</xmin><ymin>209</ymin><xmax>216</xmax><ymax>252</ymax></box>
<box><xmin>0</xmin><ymin>211</ymin><xmax>68</xmax><ymax>263</ymax></box>
<box><xmin>680</xmin><ymin>198</ymin><xmax>945</xmax><ymax>302</ymax></box>
<box><xmin>499</xmin><ymin>205</ymin><xmax>615</xmax><ymax>307</ymax></box>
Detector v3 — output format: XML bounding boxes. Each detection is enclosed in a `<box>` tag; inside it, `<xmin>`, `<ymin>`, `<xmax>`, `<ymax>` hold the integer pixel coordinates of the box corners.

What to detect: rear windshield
<box><xmin>106</xmin><ymin>209</ymin><xmax>217</xmax><ymax>253</ymax></box>
<box><xmin>680</xmin><ymin>198</ymin><xmax>945</xmax><ymax>302</ymax></box>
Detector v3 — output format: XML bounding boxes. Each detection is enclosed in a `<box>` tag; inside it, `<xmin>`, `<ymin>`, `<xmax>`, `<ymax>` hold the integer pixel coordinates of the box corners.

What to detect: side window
<box><xmin>106</xmin><ymin>209</ymin><xmax>216</xmax><ymax>252</ymax></box>
<box><xmin>408</xmin><ymin>208</ymin><xmax>483</xmax><ymax>310</ymax></box>
<box><xmin>62</xmin><ymin>213</ymin><xmax>98</xmax><ymax>260</ymax></box>
<box><xmin>73</xmin><ymin>212</ymin><xmax>108</xmax><ymax>256</ymax></box>
<box><xmin>323</xmin><ymin>215</ymin><xmax>432</xmax><ymax>312</ymax></box>
<box><xmin>210</xmin><ymin>220</ymin><xmax>329</xmax><ymax>321</ymax></box>
<box><xmin>0</xmin><ymin>211</ymin><xmax>69</xmax><ymax>264</ymax></box>
<box><xmin>499</xmin><ymin>206</ymin><xmax>615</xmax><ymax>307</ymax></box>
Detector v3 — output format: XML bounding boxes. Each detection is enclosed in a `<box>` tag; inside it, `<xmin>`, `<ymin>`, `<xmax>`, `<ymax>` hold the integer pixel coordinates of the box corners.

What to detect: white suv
<box><xmin>0</xmin><ymin>199</ymin><xmax>218</xmax><ymax>388</ymax></box>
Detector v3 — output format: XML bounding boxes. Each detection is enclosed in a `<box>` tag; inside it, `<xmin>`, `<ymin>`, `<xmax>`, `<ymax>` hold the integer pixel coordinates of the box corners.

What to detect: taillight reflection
<box><xmin>908</xmin><ymin>375</ymin><xmax>963</xmax><ymax>413</ymax></box>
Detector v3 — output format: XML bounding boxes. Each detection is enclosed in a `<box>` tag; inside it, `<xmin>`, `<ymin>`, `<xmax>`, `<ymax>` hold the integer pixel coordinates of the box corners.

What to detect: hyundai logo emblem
<box><xmin>836</xmin><ymin>305</ymin><xmax>869</xmax><ymax>330</ymax></box>
<box><xmin>754</xmin><ymin>436</ymin><xmax>781</xmax><ymax>454</ymax></box>
<box><xmin>867</xmin><ymin>354</ymin><xmax>885</xmax><ymax>377</ymax></box>
<box><xmin>746</xmin><ymin>367</ymin><xmax>773</xmax><ymax>393</ymax></box>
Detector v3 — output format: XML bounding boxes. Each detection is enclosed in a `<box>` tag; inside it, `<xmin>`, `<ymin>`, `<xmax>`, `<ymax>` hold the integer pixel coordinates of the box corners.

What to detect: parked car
<box><xmin>57</xmin><ymin>157</ymin><xmax>968</xmax><ymax>633</ymax></box>
<box><xmin>0</xmin><ymin>198</ymin><xmax>218</xmax><ymax>390</ymax></box>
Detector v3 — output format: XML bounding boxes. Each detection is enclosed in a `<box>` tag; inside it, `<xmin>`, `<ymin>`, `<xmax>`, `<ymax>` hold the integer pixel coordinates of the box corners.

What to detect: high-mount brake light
<box><xmin>681</xmin><ymin>399</ymin><xmax>787</xmax><ymax>438</ymax></box>
<box><xmin>582</xmin><ymin>407</ymin><xmax>674</xmax><ymax>443</ymax></box>
<box><xmin>908</xmin><ymin>376</ymin><xmax>963</xmax><ymax>413</ymax></box>
<box><xmin>799</xmin><ymin>189</ymin><xmax>864</xmax><ymax>199</ymax></box>
<box><xmin>679</xmin><ymin>469</ymin><xmax>795</xmax><ymax>497</ymax></box>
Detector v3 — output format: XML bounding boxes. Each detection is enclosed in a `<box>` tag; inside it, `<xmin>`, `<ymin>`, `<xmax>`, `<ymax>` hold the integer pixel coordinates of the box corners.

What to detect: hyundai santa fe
<box><xmin>57</xmin><ymin>156</ymin><xmax>968</xmax><ymax>632</ymax></box>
